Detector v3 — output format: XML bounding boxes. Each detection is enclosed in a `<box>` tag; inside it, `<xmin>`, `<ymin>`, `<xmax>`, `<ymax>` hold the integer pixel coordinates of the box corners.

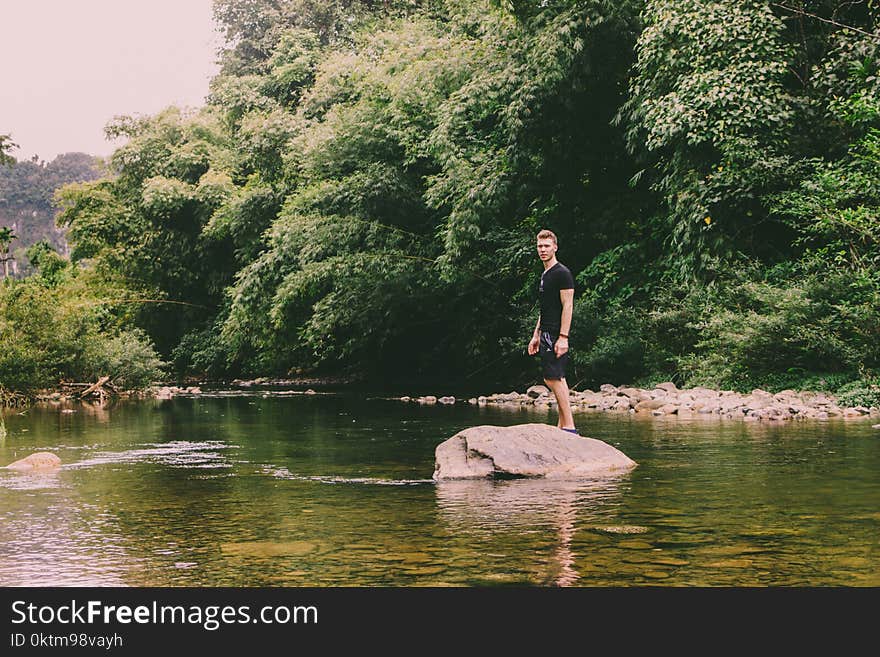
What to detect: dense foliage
<box><xmin>0</xmin><ymin>255</ymin><xmax>164</xmax><ymax>394</ymax></box>
<box><xmin>6</xmin><ymin>0</ymin><xmax>880</xmax><ymax>396</ymax></box>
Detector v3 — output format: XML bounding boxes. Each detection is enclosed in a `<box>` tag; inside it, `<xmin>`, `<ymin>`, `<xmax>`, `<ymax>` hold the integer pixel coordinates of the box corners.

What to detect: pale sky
<box><xmin>0</xmin><ymin>0</ymin><xmax>222</xmax><ymax>161</ymax></box>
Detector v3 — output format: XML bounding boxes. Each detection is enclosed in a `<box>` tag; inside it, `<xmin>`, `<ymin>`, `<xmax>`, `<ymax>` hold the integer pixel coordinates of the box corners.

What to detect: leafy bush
<box><xmin>0</xmin><ymin>274</ymin><xmax>165</xmax><ymax>393</ymax></box>
<box><xmin>834</xmin><ymin>379</ymin><xmax>880</xmax><ymax>408</ymax></box>
<box><xmin>82</xmin><ymin>330</ymin><xmax>167</xmax><ymax>389</ymax></box>
<box><xmin>744</xmin><ymin>370</ymin><xmax>858</xmax><ymax>394</ymax></box>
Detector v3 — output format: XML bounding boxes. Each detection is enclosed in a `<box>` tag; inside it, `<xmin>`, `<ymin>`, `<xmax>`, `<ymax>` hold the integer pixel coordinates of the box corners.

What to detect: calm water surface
<box><xmin>1</xmin><ymin>391</ymin><xmax>878</xmax><ymax>586</ymax></box>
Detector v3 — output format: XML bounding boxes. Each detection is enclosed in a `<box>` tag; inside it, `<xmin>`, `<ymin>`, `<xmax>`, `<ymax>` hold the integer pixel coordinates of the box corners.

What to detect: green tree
<box><xmin>212</xmin><ymin>1</ymin><xmax>644</xmax><ymax>386</ymax></box>
<box><xmin>621</xmin><ymin>0</ymin><xmax>796</xmax><ymax>280</ymax></box>
<box><xmin>57</xmin><ymin>108</ymin><xmax>235</xmax><ymax>355</ymax></box>
<box><xmin>0</xmin><ymin>135</ymin><xmax>16</xmax><ymax>167</ymax></box>
<box><xmin>213</xmin><ymin>0</ymin><xmax>425</xmax><ymax>75</ymax></box>
<box><xmin>0</xmin><ymin>226</ymin><xmax>16</xmax><ymax>278</ymax></box>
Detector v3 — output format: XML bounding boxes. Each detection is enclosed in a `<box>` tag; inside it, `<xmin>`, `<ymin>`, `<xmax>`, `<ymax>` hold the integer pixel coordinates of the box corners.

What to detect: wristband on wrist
<box><xmin>559</xmin><ymin>333</ymin><xmax>569</xmax><ymax>339</ymax></box>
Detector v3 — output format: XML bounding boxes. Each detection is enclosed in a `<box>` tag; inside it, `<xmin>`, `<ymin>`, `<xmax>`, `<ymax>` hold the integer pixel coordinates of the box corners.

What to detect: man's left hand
<box><xmin>555</xmin><ymin>336</ymin><xmax>569</xmax><ymax>358</ymax></box>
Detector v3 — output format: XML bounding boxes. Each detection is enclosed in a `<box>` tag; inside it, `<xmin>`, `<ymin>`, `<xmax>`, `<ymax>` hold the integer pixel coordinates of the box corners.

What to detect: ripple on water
<box><xmin>590</xmin><ymin>525</ymin><xmax>651</xmax><ymax>534</ymax></box>
<box><xmin>65</xmin><ymin>441</ymin><xmax>238</xmax><ymax>470</ymax></box>
<box><xmin>263</xmin><ymin>465</ymin><xmax>433</xmax><ymax>486</ymax></box>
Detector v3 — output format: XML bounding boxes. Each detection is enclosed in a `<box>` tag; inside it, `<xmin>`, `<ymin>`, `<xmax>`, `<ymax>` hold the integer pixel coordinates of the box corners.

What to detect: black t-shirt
<box><xmin>538</xmin><ymin>262</ymin><xmax>574</xmax><ymax>333</ymax></box>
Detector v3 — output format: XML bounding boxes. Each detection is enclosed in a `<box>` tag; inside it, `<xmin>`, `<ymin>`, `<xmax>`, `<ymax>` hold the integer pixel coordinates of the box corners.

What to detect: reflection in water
<box><xmin>435</xmin><ymin>476</ymin><xmax>628</xmax><ymax>586</ymax></box>
<box><xmin>0</xmin><ymin>469</ymin><xmax>62</xmax><ymax>491</ymax></box>
<box><xmin>0</xmin><ymin>441</ymin><xmax>239</xmax><ymax>586</ymax></box>
<box><xmin>0</xmin><ymin>471</ymin><xmax>130</xmax><ymax>586</ymax></box>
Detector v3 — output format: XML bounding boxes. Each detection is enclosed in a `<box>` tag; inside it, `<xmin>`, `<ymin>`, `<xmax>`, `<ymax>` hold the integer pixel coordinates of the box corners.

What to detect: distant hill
<box><xmin>0</xmin><ymin>152</ymin><xmax>102</xmax><ymax>276</ymax></box>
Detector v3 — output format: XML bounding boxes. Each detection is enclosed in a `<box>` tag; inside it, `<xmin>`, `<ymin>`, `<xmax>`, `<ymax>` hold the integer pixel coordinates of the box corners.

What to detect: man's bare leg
<box><xmin>544</xmin><ymin>377</ymin><xmax>575</xmax><ymax>430</ymax></box>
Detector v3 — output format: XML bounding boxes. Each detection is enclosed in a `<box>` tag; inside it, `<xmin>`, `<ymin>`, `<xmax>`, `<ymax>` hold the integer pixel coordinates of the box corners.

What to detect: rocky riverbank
<box><xmin>401</xmin><ymin>382</ymin><xmax>880</xmax><ymax>422</ymax></box>
<box><xmin>20</xmin><ymin>378</ymin><xmax>880</xmax><ymax>426</ymax></box>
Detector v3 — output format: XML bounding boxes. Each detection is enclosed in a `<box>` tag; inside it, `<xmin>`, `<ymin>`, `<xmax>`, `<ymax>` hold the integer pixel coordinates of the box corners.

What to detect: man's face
<box><xmin>536</xmin><ymin>238</ymin><xmax>557</xmax><ymax>262</ymax></box>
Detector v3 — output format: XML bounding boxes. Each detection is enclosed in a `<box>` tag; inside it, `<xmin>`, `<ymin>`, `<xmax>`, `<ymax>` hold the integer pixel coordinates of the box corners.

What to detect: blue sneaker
<box><xmin>561</xmin><ymin>427</ymin><xmax>580</xmax><ymax>436</ymax></box>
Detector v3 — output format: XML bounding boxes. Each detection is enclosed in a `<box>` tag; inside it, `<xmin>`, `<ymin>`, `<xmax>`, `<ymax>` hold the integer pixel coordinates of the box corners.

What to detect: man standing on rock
<box><xmin>527</xmin><ymin>229</ymin><xmax>577</xmax><ymax>434</ymax></box>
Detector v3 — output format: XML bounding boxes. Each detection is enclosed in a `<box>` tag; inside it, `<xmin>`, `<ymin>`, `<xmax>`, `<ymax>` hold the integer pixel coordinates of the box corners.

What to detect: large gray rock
<box><xmin>433</xmin><ymin>424</ymin><xmax>637</xmax><ymax>480</ymax></box>
<box><xmin>5</xmin><ymin>452</ymin><xmax>61</xmax><ymax>471</ymax></box>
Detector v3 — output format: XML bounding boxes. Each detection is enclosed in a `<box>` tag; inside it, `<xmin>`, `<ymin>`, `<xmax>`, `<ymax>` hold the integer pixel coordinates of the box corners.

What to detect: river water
<box><xmin>1</xmin><ymin>390</ymin><xmax>878</xmax><ymax>586</ymax></box>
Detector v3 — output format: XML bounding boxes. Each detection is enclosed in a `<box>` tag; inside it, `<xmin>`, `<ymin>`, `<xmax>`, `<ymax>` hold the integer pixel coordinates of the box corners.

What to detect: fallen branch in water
<box><xmin>77</xmin><ymin>376</ymin><xmax>114</xmax><ymax>400</ymax></box>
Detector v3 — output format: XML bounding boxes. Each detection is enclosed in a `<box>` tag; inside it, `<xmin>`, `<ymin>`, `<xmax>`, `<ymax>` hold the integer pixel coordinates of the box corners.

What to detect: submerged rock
<box><xmin>5</xmin><ymin>452</ymin><xmax>61</xmax><ymax>471</ymax></box>
<box><xmin>433</xmin><ymin>423</ymin><xmax>637</xmax><ymax>481</ymax></box>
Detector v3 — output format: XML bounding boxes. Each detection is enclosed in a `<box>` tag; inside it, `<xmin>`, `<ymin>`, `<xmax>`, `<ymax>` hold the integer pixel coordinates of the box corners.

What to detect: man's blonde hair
<box><xmin>536</xmin><ymin>229</ymin><xmax>557</xmax><ymax>245</ymax></box>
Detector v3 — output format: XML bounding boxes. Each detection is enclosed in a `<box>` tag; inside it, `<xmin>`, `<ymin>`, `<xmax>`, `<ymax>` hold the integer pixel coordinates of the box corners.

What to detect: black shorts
<box><xmin>539</xmin><ymin>330</ymin><xmax>569</xmax><ymax>381</ymax></box>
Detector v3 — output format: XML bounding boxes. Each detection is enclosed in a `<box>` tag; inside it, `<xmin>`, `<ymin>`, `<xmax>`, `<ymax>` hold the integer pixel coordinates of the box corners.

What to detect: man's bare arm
<box><xmin>528</xmin><ymin>317</ymin><xmax>541</xmax><ymax>355</ymax></box>
<box><xmin>556</xmin><ymin>289</ymin><xmax>574</xmax><ymax>357</ymax></box>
